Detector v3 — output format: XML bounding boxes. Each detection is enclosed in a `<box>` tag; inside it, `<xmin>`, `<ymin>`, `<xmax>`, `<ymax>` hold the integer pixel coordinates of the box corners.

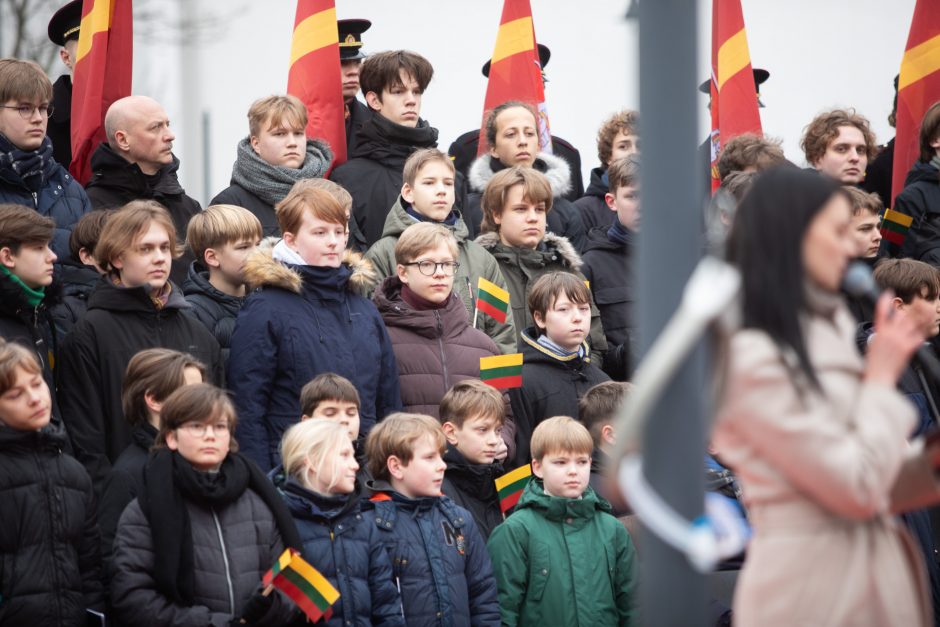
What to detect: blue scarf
<box><xmin>0</xmin><ymin>134</ymin><xmax>54</xmax><ymax>193</ymax></box>
<box><xmin>403</xmin><ymin>199</ymin><xmax>459</xmax><ymax>226</ymax></box>
<box><xmin>536</xmin><ymin>333</ymin><xmax>586</xmax><ymax>359</ymax></box>
<box><xmin>607</xmin><ymin>219</ymin><xmax>633</xmax><ymax>246</ymax></box>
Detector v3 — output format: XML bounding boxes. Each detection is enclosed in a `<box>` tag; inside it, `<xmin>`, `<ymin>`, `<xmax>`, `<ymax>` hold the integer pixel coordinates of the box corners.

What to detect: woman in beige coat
<box><xmin>713</xmin><ymin>167</ymin><xmax>940</xmax><ymax>627</ymax></box>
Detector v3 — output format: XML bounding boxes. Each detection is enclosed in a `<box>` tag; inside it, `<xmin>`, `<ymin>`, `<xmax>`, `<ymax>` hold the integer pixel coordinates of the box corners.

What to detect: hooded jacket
<box><xmin>182</xmin><ymin>261</ymin><xmax>246</xmax><ymax>365</ymax></box>
<box><xmin>227</xmin><ymin>249</ymin><xmax>402</xmax><ymax>471</ymax></box>
<box><xmin>574</xmin><ymin>167</ymin><xmax>615</xmax><ymax>232</ymax></box>
<box><xmin>509</xmin><ymin>330</ymin><xmax>611</xmax><ymax>462</ymax></box>
<box><xmin>465</xmin><ymin>154</ymin><xmax>586</xmax><ymax>251</ymax></box>
<box><xmin>474</xmin><ymin>231</ymin><xmax>607</xmax><ymax>355</ymax></box>
<box><xmin>364</xmin><ymin>196</ymin><xmax>516</xmax><ymax>354</ymax></box>
<box><xmin>894</xmin><ymin>160</ymin><xmax>940</xmax><ymax>265</ymax></box>
<box><xmin>486</xmin><ymin>478</ymin><xmax>638</xmax><ymax>627</ymax></box>
<box><xmin>84</xmin><ymin>143</ymin><xmax>201</xmax><ymax>286</ymax></box>
<box><xmin>441</xmin><ymin>445</ymin><xmax>505</xmax><ymax>540</ymax></box>
<box><xmin>272</xmin><ymin>471</ymin><xmax>404</xmax><ymax>627</ymax></box>
<box><xmin>57</xmin><ymin>278</ymin><xmax>223</xmax><ymax>487</ymax></box>
<box><xmin>0</xmin><ymin>420</ymin><xmax>104</xmax><ymax>626</ymax></box>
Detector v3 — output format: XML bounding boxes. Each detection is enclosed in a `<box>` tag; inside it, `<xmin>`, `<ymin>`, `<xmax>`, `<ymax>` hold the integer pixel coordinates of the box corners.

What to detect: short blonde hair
<box><xmin>394</xmin><ymin>222</ymin><xmax>458</xmax><ymax>265</ymax></box>
<box><xmin>844</xmin><ymin>186</ymin><xmax>884</xmax><ymax>217</ymax></box>
<box><xmin>247</xmin><ymin>94</ymin><xmax>307</xmax><ymax>138</ymax></box>
<box><xmin>94</xmin><ymin>200</ymin><xmax>179</xmax><ymax>273</ymax></box>
<box><xmin>281</xmin><ymin>419</ymin><xmax>353</xmax><ymax>493</ymax></box>
<box><xmin>480</xmin><ymin>167</ymin><xmax>553</xmax><ymax>234</ymax></box>
<box><xmin>291</xmin><ymin>178</ymin><xmax>354</xmax><ymax>216</ymax></box>
<box><xmin>438</xmin><ymin>379</ymin><xmax>504</xmax><ymax>428</ymax></box>
<box><xmin>403</xmin><ymin>148</ymin><xmax>455</xmax><ymax>187</ymax></box>
<box><xmin>365</xmin><ymin>412</ymin><xmax>446</xmax><ymax>482</ymax></box>
<box><xmin>186</xmin><ymin>204</ymin><xmax>263</xmax><ymax>263</ymax></box>
<box><xmin>530</xmin><ymin>415</ymin><xmax>594</xmax><ymax>461</ymax></box>
<box><xmin>275</xmin><ymin>185</ymin><xmax>348</xmax><ymax>235</ymax></box>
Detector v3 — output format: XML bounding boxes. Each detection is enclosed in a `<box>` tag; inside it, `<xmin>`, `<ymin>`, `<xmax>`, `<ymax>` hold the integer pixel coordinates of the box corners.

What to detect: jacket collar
<box><xmin>379</xmin><ymin>195</ymin><xmax>471</xmax><ymax>242</ymax></box>
<box><xmin>474</xmin><ymin>230</ymin><xmax>583</xmax><ymax>272</ymax></box>
<box><xmin>373</xmin><ymin>275</ymin><xmax>471</xmax><ymax>339</ymax></box>
<box><xmin>87</xmin><ymin>142</ymin><xmax>185</xmax><ymax>197</ymax></box>
<box><xmin>87</xmin><ymin>276</ymin><xmax>189</xmax><ymax>313</ymax></box>
<box><xmin>467</xmin><ymin>152</ymin><xmax>572</xmax><ymax>197</ymax></box>
<box><xmin>243</xmin><ymin>244</ymin><xmax>376</xmax><ymax>296</ymax></box>
<box><xmin>515</xmin><ymin>477</ymin><xmax>610</xmax><ymax>522</ymax></box>
<box><xmin>521</xmin><ymin>327</ymin><xmax>592</xmax><ymax>366</ymax></box>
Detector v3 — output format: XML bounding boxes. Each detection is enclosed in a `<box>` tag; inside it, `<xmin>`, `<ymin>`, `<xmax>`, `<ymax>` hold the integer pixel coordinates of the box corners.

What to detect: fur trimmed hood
<box><xmin>244</xmin><ymin>241</ymin><xmax>378</xmax><ymax>294</ymax></box>
<box><xmin>467</xmin><ymin>153</ymin><xmax>572</xmax><ymax>197</ymax></box>
<box><xmin>474</xmin><ymin>230</ymin><xmax>583</xmax><ymax>272</ymax></box>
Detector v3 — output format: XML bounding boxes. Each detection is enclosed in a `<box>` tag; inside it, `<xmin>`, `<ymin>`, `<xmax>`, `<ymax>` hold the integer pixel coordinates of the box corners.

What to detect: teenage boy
<box><xmin>800</xmin><ymin>108</ymin><xmax>877</xmax><ymax>185</ymax></box>
<box><xmin>575</xmin><ymin>109</ymin><xmax>639</xmax><ymax>231</ymax></box>
<box><xmin>439</xmin><ymin>379</ymin><xmax>509</xmax><ymax>539</ymax></box>
<box><xmin>510</xmin><ymin>272</ymin><xmax>610</xmax><ymax>462</ymax></box>
<box><xmin>578</xmin><ymin>381</ymin><xmax>632</xmax><ymax>517</ymax></box>
<box><xmin>331</xmin><ymin>50</ymin><xmax>465</xmax><ymax>248</ymax></box>
<box><xmin>366</xmin><ymin>148</ymin><xmax>516</xmax><ymax>353</ymax></box>
<box><xmin>364</xmin><ymin>412</ymin><xmax>500</xmax><ymax>626</ymax></box>
<box><xmin>894</xmin><ymin>100</ymin><xmax>940</xmax><ymax>264</ymax></box>
<box><xmin>183</xmin><ymin>204</ymin><xmax>263</xmax><ymax>364</ymax></box>
<box><xmin>842</xmin><ymin>187</ymin><xmax>884</xmax><ymax>323</ymax></box>
<box><xmin>582</xmin><ymin>156</ymin><xmax>639</xmax><ymax>380</ymax></box>
<box><xmin>51</xmin><ymin>208</ymin><xmax>113</xmax><ymax>334</ymax></box>
<box><xmin>487</xmin><ymin>416</ymin><xmax>637</xmax><ymax>627</ymax></box>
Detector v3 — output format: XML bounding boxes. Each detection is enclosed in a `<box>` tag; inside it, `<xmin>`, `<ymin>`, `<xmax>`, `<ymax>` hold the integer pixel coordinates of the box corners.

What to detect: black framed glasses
<box><xmin>403</xmin><ymin>260</ymin><xmax>460</xmax><ymax>276</ymax></box>
<box><xmin>0</xmin><ymin>104</ymin><xmax>54</xmax><ymax>119</ymax></box>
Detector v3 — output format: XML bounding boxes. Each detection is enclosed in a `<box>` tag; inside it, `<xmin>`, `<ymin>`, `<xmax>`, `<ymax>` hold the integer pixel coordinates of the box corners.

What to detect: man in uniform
<box><xmin>339</xmin><ymin>18</ymin><xmax>373</xmax><ymax>153</ymax></box>
<box><xmin>46</xmin><ymin>0</ymin><xmax>83</xmax><ymax>169</ymax></box>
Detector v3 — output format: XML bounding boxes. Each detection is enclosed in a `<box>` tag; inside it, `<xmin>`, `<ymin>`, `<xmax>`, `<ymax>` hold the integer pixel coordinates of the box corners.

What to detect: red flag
<box><xmin>709</xmin><ymin>0</ymin><xmax>762</xmax><ymax>192</ymax></box>
<box><xmin>287</xmin><ymin>0</ymin><xmax>346</xmax><ymax>171</ymax></box>
<box><xmin>892</xmin><ymin>1</ymin><xmax>940</xmax><ymax>205</ymax></box>
<box><xmin>69</xmin><ymin>0</ymin><xmax>132</xmax><ymax>184</ymax></box>
<box><xmin>478</xmin><ymin>0</ymin><xmax>551</xmax><ymax>156</ymax></box>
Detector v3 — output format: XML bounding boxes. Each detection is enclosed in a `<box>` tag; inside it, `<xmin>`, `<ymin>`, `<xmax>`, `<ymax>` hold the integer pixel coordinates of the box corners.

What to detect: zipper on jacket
<box><xmin>211</xmin><ymin>509</ymin><xmax>236</xmax><ymax>616</ymax></box>
<box><xmin>436</xmin><ymin>311</ymin><xmax>449</xmax><ymax>394</ymax></box>
<box><xmin>31</xmin><ymin>192</ymin><xmax>38</xmax><ymax>208</ymax></box>
<box><xmin>38</xmin><ymin>449</ymin><xmax>64</xmax><ymax>622</ymax></box>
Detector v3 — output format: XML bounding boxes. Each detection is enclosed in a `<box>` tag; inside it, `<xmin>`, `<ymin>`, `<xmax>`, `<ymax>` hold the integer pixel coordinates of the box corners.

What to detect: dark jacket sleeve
<box><xmin>486</xmin><ymin>519</ymin><xmax>529</xmax><ymax>627</ymax></box>
<box><xmin>97</xmin><ymin>468</ymin><xmax>137</xmax><ymax>578</ymax></box>
<box><xmin>508</xmin><ymin>387</ymin><xmax>535</xmax><ymax>465</ymax></box>
<box><xmin>368</xmin><ymin>526</ymin><xmax>405</xmax><ymax>626</ymax></box>
<box><xmin>79</xmin><ymin>476</ymin><xmax>106</xmax><ymax>613</ymax></box>
<box><xmin>462</xmin><ymin>516</ymin><xmax>501</xmax><ymax>627</ymax></box>
<box><xmin>895</xmin><ymin>186</ymin><xmax>940</xmax><ymax>262</ymax></box>
<box><xmin>373</xmin><ymin>313</ymin><xmax>403</xmax><ymax>423</ymax></box>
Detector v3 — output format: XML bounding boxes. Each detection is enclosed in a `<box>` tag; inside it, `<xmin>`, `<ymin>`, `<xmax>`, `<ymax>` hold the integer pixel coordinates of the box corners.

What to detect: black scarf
<box><xmin>139</xmin><ymin>449</ymin><xmax>303</xmax><ymax>606</ymax></box>
<box><xmin>0</xmin><ymin>134</ymin><xmax>54</xmax><ymax>192</ymax></box>
<box><xmin>607</xmin><ymin>219</ymin><xmax>633</xmax><ymax>246</ymax></box>
<box><xmin>349</xmin><ymin>113</ymin><xmax>438</xmax><ymax>166</ymax></box>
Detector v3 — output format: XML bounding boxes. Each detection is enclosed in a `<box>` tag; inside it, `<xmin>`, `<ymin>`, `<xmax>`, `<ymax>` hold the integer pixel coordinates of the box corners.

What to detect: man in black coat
<box><xmin>338</xmin><ymin>18</ymin><xmax>374</xmax><ymax>154</ymax></box>
<box><xmin>84</xmin><ymin>95</ymin><xmax>201</xmax><ymax>286</ymax></box>
<box><xmin>46</xmin><ymin>0</ymin><xmax>83</xmax><ymax>169</ymax></box>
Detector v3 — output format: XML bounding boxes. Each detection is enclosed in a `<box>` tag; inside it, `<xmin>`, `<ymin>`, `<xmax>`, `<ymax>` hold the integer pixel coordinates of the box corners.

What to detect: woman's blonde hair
<box><xmin>281</xmin><ymin>419</ymin><xmax>354</xmax><ymax>494</ymax></box>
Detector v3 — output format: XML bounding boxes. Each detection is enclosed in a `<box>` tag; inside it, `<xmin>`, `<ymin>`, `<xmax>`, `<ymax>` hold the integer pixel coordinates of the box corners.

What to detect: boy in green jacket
<box><xmin>486</xmin><ymin>416</ymin><xmax>637</xmax><ymax>626</ymax></box>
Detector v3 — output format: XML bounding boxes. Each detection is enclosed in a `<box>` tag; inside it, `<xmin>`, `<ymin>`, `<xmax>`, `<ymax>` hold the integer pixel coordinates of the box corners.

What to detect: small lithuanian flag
<box><xmin>480</xmin><ymin>353</ymin><xmax>523</xmax><ymax>389</ymax></box>
<box><xmin>495</xmin><ymin>464</ymin><xmax>532</xmax><ymax>513</ymax></box>
<box><xmin>477</xmin><ymin>277</ymin><xmax>510</xmax><ymax>323</ymax></box>
<box><xmin>881</xmin><ymin>208</ymin><xmax>913</xmax><ymax>246</ymax></box>
<box><xmin>263</xmin><ymin>548</ymin><xmax>339</xmax><ymax>622</ymax></box>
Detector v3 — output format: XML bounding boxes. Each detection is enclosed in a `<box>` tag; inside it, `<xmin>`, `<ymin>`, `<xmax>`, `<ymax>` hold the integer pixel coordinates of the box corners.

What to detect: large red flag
<box><xmin>287</xmin><ymin>0</ymin><xmax>346</xmax><ymax>171</ymax></box>
<box><xmin>69</xmin><ymin>0</ymin><xmax>132</xmax><ymax>184</ymax></box>
<box><xmin>892</xmin><ymin>0</ymin><xmax>940</xmax><ymax>205</ymax></box>
<box><xmin>708</xmin><ymin>0</ymin><xmax>762</xmax><ymax>192</ymax></box>
<box><xmin>478</xmin><ymin>0</ymin><xmax>551</xmax><ymax>156</ymax></box>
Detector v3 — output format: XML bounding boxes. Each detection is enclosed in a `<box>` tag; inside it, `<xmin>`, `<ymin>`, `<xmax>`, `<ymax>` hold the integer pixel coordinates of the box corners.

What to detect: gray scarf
<box><xmin>230</xmin><ymin>137</ymin><xmax>333</xmax><ymax>206</ymax></box>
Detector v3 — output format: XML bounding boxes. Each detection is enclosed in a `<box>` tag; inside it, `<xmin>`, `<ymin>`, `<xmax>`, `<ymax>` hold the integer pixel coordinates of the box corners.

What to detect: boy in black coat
<box><xmin>51</xmin><ymin>208</ymin><xmax>112</xmax><ymax>335</ymax></box>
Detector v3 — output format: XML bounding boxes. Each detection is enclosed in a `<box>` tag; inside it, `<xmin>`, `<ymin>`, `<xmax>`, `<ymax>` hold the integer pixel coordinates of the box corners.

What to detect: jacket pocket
<box><xmin>527</xmin><ymin>541</ymin><xmax>551</xmax><ymax>602</ymax></box>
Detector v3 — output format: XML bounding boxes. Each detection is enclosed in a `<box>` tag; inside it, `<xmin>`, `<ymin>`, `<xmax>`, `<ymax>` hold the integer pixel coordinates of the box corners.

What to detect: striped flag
<box><xmin>287</xmin><ymin>0</ymin><xmax>346</xmax><ymax>170</ymax></box>
<box><xmin>495</xmin><ymin>463</ymin><xmax>532</xmax><ymax>513</ymax></box>
<box><xmin>480</xmin><ymin>353</ymin><xmax>523</xmax><ymax>389</ymax></box>
<box><xmin>263</xmin><ymin>548</ymin><xmax>339</xmax><ymax>622</ymax></box>
<box><xmin>892</xmin><ymin>0</ymin><xmax>940</xmax><ymax>204</ymax></box>
<box><xmin>69</xmin><ymin>0</ymin><xmax>132</xmax><ymax>184</ymax></box>
<box><xmin>478</xmin><ymin>0</ymin><xmax>550</xmax><ymax>155</ymax></box>
<box><xmin>881</xmin><ymin>208</ymin><xmax>914</xmax><ymax>246</ymax></box>
<box><xmin>708</xmin><ymin>0</ymin><xmax>762</xmax><ymax>191</ymax></box>
<box><xmin>477</xmin><ymin>277</ymin><xmax>510</xmax><ymax>323</ymax></box>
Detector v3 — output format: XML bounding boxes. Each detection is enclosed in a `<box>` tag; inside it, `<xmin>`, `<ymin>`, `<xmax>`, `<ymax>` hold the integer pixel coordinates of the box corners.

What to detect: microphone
<box><xmin>842</xmin><ymin>260</ymin><xmax>940</xmax><ymax>383</ymax></box>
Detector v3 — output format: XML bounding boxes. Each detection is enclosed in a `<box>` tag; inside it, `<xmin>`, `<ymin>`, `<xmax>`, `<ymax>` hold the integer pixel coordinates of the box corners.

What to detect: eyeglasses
<box><xmin>0</xmin><ymin>104</ymin><xmax>54</xmax><ymax>119</ymax></box>
<box><xmin>403</xmin><ymin>260</ymin><xmax>460</xmax><ymax>276</ymax></box>
<box><xmin>178</xmin><ymin>421</ymin><xmax>230</xmax><ymax>437</ymax></box>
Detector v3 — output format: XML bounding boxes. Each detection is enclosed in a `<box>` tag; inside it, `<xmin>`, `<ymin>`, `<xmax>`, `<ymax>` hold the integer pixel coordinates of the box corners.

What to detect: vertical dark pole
<box><xmin>636</xmin><ymin>0</ymin><xmax>708</xmax><ymax>625</ymax></box>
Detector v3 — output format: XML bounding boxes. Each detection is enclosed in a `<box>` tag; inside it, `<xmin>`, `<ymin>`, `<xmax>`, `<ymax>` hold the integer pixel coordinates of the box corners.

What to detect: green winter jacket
<box><xmin>486</xmin><ymin>478</ymin><xmax>637</xmax><ymax>627</ymax></box>
<box><xmin>364</xmin><ymin>196</ymin><xmax>517</xmax><ymax>354</ymax></box>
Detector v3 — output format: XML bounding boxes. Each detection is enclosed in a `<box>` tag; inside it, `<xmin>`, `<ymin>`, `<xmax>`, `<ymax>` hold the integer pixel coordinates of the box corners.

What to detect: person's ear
<box><xmin>601</xmin><ymin>424</ymin><xmax>616</xmax><ymax>446</ymax></box>
<box><xmin>401</xmin><ymin>182</ymin><xmax>415</xmax><ymax>204</ymax></box>
<box><xmin>441</xmin><ymin>422</ymin><xmax>459</xmax><ymax>445</ymax></box>
<box><xmin>396</xmin><ymin>264</ymin><xmax>409</xmax><ymax>284</ymax></box>
<box><xmin>78</xmin><ymin>247</ymin><xmax>97</xmax><ymax>267</ymax></box>
<box><xmin>365</xmin><ymin>91</ymin><xmax>383</xmax><ymax>112</ymax></box>
<box><xmin>203</xmin><ymin>247</ymin><xmax>220</xmax><ymax>269</ymax></box>
<box><xmin>249</xmin><ymin>135</ymin><xmax>261</xmax><ymax>154</ymax></box>
<box><xmin>605</xmin><ymin>192</ymin><xmax>617</xmax><ymax>211</ymax></box>
<box><xmin>0</xmin><ymin>246</ymin><xmax>15</xmax><ymax>270</ymax></box>
<box><xmin>387</xmin><ymin>455</ymin><xmax>405</xmax><ymax>480</ymax></box>
<box><xmin>893</xmin><ymin>296</ymin><xmax>907</xmax><ymax>312</ymax></box>
<box><xmin>532</xmin><ymin>309</ymin><xmax>546</xmax><ymax>331</ymax></box>
<box><xmin>113</xmin><ymin>129</ymin><xmax>130</xmax><ymax>152</ymax></box>
<box><xmin>530</xmin><ymin>458</ymin><xmax>543</xmax><ymax>478</ymax></box>
<box><xmin>111</xmin><ymin>254</ymin><xmax>124</xmax><ymax>271</ymax></box>
<box><xmin>165</xmin><ymin>429</ymin><xmax>179</xmax><ymax>451</ymax></box>
<box><xmin>143</xmin><ymin>391</ymin><xmax>162</xmax><ymax>416</ymax></box>
<box><xmin>283</xmin><ymin>231</ymin><xmax>296</xmax><ymax>248</ymax></box>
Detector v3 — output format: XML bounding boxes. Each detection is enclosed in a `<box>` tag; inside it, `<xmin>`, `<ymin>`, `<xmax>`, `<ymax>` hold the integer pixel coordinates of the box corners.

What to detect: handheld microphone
<box><xmin>842</xmin><ymin>261</ymin><xmax>940</xmax><ymax>382</ymax></box>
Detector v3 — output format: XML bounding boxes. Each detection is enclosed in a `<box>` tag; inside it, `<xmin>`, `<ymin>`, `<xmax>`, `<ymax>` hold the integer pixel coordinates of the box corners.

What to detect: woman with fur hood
<box><xmin>227</xmin><ymin>186</ymin><xmax>402</xmax><ymax>472</ymax></box>
<box><xmin>464</xmin><ymin>101</ymin><xmax>586</xmax><ymax>251</ymax></box>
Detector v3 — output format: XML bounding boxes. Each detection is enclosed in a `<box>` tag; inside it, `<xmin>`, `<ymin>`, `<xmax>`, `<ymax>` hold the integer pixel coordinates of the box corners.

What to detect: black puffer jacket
<box><xmin>441</xmin><ymin>445</ymin><xmax>504</xmax><ymax>540</ymax></box>
<box><xmin>57</xmin><ymin>279</ymin><xmax>222</xmax><ymax>487</ymax></box>
<box><xmin>50</xmin><ymin>259</ymin><xmax>101</xmax><ymax>336</ymax></box>
<box><xmin>84</xmin><ymin>143</ymin><xmax>202</xmax><ymax>286</ymax></box>
<box><xmin>893</xmin><ymin>160</ymin><xmax>940</xmax><ymax>264</ymax></box>
<box><xmin>182</xmin><ymin>261</ymin><xmax>245</xmax><ymax>365</ymax></box>
<box><xmin>0</xmin><ymin>421</ymin><xmax>104</xmax><ymax>626</ymax></box>
<box><xmin>210</xmin><ymin>183</ymin><xmax>278</xmax><ymax>238</ymax></box>
<box><xmin>574</xmin><ymin>167</ymin><xmax>615</xmax><ymax>232</ymax></box>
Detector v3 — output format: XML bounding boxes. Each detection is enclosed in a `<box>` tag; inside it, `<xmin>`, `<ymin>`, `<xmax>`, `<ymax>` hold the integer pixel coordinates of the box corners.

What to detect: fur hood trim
<box><xmin>467</xmin><ymin>152</ymin><xmax>572</xmax><ymax>197</ymax></box>
<box><xmin>244</xmin><ymin>243</ymin><xmax>378</xmax><ymax>293</ymax></box>
<box><xmin>474</xmin><ymin>230</ymin><xmax>583</xmax><ymax>272</ymax></box>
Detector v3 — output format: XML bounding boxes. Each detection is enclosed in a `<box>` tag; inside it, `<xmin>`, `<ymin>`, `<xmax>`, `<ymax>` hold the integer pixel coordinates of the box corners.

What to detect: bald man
<box><xmin>85</xmin><ymin>95</ymin><xmax>200</xmax><ymax>285</ymax></box>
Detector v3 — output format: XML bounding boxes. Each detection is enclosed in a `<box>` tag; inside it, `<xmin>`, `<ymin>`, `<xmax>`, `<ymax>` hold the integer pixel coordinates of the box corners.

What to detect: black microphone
<box><xmin>842</xmin><ymin>261</ymin><xmax>940</xmax><ymax>382</ymax></box>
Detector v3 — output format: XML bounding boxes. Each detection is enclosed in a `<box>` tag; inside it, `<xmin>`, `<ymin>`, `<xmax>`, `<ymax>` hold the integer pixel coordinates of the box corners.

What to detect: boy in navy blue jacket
<box><xmin>365</xmin><ymin>412</ymin><xmax>500</xmax><ymax>626</ymax></box>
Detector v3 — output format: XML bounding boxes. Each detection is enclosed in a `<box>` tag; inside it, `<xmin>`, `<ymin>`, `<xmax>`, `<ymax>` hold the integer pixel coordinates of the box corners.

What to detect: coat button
<box><xmin>385</xmin><ymin>522</ymin><xmax>392</xmax><ymax>528</ymax></box>
<box><xmin>376</xmin><ymin>517</ymin><xmax>382</xmax><ymax>523</ymax></box>
<box><xmin>541</xmin><ymin>568</ymin><xmax>548</xmax><ymax>575</ymax></box>
<box><xmin>565</xmin><ymin>517</ymin><xmax>573</xmax><ymax>524</ymax></box>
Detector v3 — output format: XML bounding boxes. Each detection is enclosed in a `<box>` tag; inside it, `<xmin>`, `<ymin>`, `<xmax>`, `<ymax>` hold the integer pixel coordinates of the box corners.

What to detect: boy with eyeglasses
<box><xmin>0</xmin><ymin>58</ymin><xmax>91</xmax><ymax>258</ymax></box>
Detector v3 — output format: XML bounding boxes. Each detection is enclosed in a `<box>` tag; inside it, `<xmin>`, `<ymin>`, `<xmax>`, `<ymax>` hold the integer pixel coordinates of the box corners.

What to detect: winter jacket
<box><xmin>486</xmin><ymin>478</ymin><xmax>637</xmax><ymax>627</ymax></box>
<box><xmin>862</xmin><ymin>138</ymin><xmax>895</xmax><ymax>210</ymax></box>
<box><xmin>574</xmin><ymin>167</ymin><xmax>615</xmax><ymax>232</ymax></box>
<box><xmin>210</xmin><ymin>183</ymin><xmax>279</xmax><ymax>238</ymax></box>
<box><xmin>272</xmin><ymin>471</ymin><xmax>404</xmax><ymax>627</ymax></box>
<box><xmin>893</xmin><ymin>160</ymin><xmax>940</xmax><ymax>264</ymax></box>
<box><xmin>228</xmin><ymin>249</ymin><xmax>401</xmax><ymax>471</ymax></box>
<box><xmin>0</xmin><ymin>145</ymin><xmax>91</xmax><ymax>258</ymax></box>
<box><xmin>364</xmin><ymin>196</ymin><xmax>516</xmax><ymax>354</ymax></box>
<box><xmin>49</xmin><ymin>259</ymin><xmax>101</xmax><ymax>337</ymax></box>
<box><xmin>441</xmin><ymin>445</ymin><xmax>505</xmax><ymax>540</ymax></box>
<box><xmin>509</xmin><ymin>330</ymin><xmax>611</xmax><ymax>463</ymax></box>
<box><xmin>367</xmin><ymin>484</ymin><xmax>501</xmax><ymax>627</ymax></box>
<box><xmin>110</xmin><ymin>480</ymin><xmax>293</xmax><ymax>626</ymax></box>
<box><xmin>345</xmin><ymin>98</ymin><xmax>373</xmax><ymax>155</ymax></box>
<box><xmin>0</xmin><ymin>421</ymin><xmax>104</xmax><ymax>626</ymax></box>
<box><xmin>712</xmin><ymin>290</ymin><xmax>940</xmax><ymax>627</ymax></box>
<box><xmin>465</xmin><ymin>154</ymin><xmax>586</xmax><ymax>251</ymax></box>
<box><xmin>474</xmin><ymin>231</ymin><xmax>607</xmax><ymax>354</ymax></box>
<box><xmin>182</xmin><ymin>261</ymin><xmax>245</xmax><ymax>365</ymax></box>
<box><xmin>57</xmin><ymin>278</ymin><xmax>222</xmax><ymax>487</ymax></box>
<box><xmin>84</xmin><ymin>143</ymin><xmax>202</xmax><ymax>286</ymax></box>
<box><xmin>49</xmin><ymin>75</ymin><xmax>73</xmax><ymax>169</ymax></box>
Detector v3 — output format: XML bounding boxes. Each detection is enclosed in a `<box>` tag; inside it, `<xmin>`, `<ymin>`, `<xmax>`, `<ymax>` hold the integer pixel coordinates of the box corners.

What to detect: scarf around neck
<box><xmin>230</xmin><ymin>137</ymin><xmax>333</xmax><ymax>206</ymax></box>
<box><xmin>0</xmin><ymin>134</ymin><xmax>53</xmax><ymax>193</ymax></box>
<box><xmin>536</xmin><ymin>333</ymin><xmax>587</xmax><ymax>359</ymax></box>
<box><xmin>607</xmin><ymin>219</ymin><xmax>633</xmax><ymax>246</ymax></box>
<box><xmin>351</xmin><ymin>113</ymin><xmax>438</xmax><ymax>164</ymax></box>
<box><xmin>0</xmin><ymin>264</ymin><xmax>45</xmax><ymax>307</ymax></box>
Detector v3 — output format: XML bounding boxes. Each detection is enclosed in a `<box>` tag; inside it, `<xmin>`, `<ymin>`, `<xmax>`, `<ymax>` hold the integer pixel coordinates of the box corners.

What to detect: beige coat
<box><xmin>714</xmin><ymin>297</ymin><xmax>940</xmax><ymax>627</ymax></box>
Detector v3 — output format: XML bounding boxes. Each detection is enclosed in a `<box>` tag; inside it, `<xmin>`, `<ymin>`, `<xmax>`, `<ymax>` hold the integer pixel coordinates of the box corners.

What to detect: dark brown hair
<box><xmin>300</xmin><ymin>372</ymin><xmax>361</xmax><ymax>417</ymax></box>
<box><xmin>359</xmin><ymin>50</ymin><xmax>433</xmax><ymax>100</ymax></box>
<box><xmin>527</xmin><ymin>271</ymin><xmax>592</xmax><ymax>333</ymax></box>
<box><xmin>155</xmin><ymin>383</ymin><xmax>238</xmax><ymax>451</ymax></box>
<box><xmin>69</xmin><ymin>209</ymin><xmax>115</xmax><ymax>260</ymax></box>
<box><xmin>122</xmin><ymin>349</ymin><xmax>207</xmax><ymax>428</ymax></box>
<box><xmin>844</xmin><ymin>186</ymin><xmax>884</xmax><ymax>217</ymax></box>
<box><xmin>0</xmin><ymin>204</ymin><xmax>55</xmax><ymax>253</ymax></box>
<box><xmin>596</xmin><ymin>109</ymin><xmax>639</xmax><ymax>166</ymax></box>
<box><xmin>483</xmin><ymin>100</ymin><xmax>538</xmax><ymax>151</ymax></box>
<box><xmin>578</xmin><ymin>381</ymin><xmax>633</xmax><ymax>446</ymax></box>
<box><xmin>873</xmin><ymin>258</ymin><xmax>940</xmax><ymax>304</ymax></box>
<box><xmin>919</xmin><ymin>100</ymin><xmax>940</xmax><ymax>163</ymax></box>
